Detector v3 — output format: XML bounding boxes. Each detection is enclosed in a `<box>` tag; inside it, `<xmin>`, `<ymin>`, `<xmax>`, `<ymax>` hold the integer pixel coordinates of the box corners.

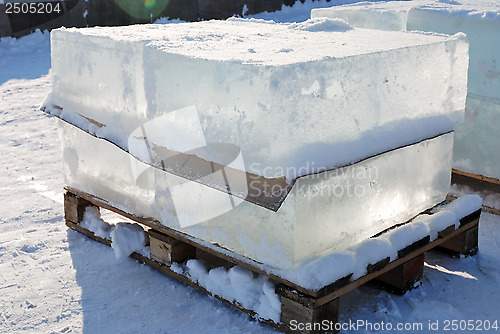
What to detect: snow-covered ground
<box><xmin>1</xmin><ymin>2</ymin><xmax>499</xmax><ymax>333</ymax></box>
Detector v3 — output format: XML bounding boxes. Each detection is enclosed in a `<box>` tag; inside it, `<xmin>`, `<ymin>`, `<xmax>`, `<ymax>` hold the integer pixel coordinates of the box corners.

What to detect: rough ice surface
<box><xmin>61</xmin><ymin>118</ymin><xmax>454</xmax><ymax>269</ymax></box>
<box><xmin>48</xmin><ymin>18</ymin><xmax>468</xmax><ymax>180</ymax></box>
<box><xmin>312</xmin><ymin>1</ymin><xmax>500</xmax><ymax>179</ymax></box>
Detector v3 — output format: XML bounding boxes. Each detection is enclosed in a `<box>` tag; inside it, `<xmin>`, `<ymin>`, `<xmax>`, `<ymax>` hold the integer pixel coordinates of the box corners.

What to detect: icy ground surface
<box><xmin>1</xmin><ymin>4</ymin><xmax>500</xmax><ymax>334</ymax></box>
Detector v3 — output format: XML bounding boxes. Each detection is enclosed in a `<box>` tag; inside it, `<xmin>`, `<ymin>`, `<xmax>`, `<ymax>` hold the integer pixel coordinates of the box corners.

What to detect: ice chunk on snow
<box><xmin>110</xmin><ymin>223</ymin><xmax>147</xmax><ymax>260</ymax></box>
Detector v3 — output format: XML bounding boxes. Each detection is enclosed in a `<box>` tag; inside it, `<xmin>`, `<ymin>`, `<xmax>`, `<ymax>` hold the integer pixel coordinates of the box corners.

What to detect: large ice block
<box><xmin>312</xmin><ymin>1</ymin><xmax>500</xmax><ymax>180</ymax></box>
<box><xmin>47</xmin><ymin>19</ymin><xmax>467</xmax><ymax>181</ymax></box>
<box><xmin>45</xmin><ymin>19</ymin><xmax>467</xmax><ymax>269</ymax></box>
<box><xmin>60</xmin><ymin>119</ymin><xmax>454</xmax><ymax>268</ymax></box>
<box><xmin>453</xmin><ymin>96</ymin><xmax>500</xmax><ymax>178</ymax></box>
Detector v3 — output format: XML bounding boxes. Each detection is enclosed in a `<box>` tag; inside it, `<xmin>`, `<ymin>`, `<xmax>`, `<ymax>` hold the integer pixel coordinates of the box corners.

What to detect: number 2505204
<box><xmin>5</xmin><ymin>2</ymin><xmax>62</xmax><ymax>15</ymax></box>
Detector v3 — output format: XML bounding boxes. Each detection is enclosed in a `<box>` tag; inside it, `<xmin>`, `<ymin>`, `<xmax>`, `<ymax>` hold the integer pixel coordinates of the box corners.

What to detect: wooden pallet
<box><xmin>64</xmin><ymin>188</ymin><xmax>481</xmax><ymax>334</ymax></box>
<box><xmin>452</xmin><ymin>169</ymin><xmax>500</xmax><ymax>216</ymax></box>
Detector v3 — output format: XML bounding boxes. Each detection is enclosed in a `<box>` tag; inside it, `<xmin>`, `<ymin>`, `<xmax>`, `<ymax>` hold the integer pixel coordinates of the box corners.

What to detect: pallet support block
<box><xmin>149</xmin><ymin>230</ymin><xmax>196</xmax><ymax>266</ymax></box>
<box><xmin>375</xmin><ymin>253</ymin><xmax>425</xmax><ymax>294</ymax></box>
<box><xmin>64</xmin><ymin>192</ymin><xmax>93</xmax><ymax>224</ymax></box>
<box><xmin>277</xmin><ymin>285</ymin><xmax>340</xmax><ymax>333</ymax></box>
<box><xmin>436</xmin><ymin>225</ymin><xmax>479</xmax><ymax>256</ymax></box>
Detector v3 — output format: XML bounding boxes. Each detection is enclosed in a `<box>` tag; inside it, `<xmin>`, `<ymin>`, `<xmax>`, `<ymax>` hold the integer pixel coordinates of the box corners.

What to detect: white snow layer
<box><xmin>267</xmin><ymin>195</ymin><xmax>482</xmax><ymax>290</ymax></box>
<box><xmin>79</xmin><ymin>206</ymin><xmax>113</xmax><ymax>239</ymax></box>
<box><xmin>47</xmin><ymin>18</ymin><xmax>468</xmax><ymax>180</ymax></box>
<box><xmin>80</xmin><ymin>207</ymin><xmax>149</xmax><ymax>260</ymax></box>
<box><xmin>1</xmin><ymin>5</ymin><xmax>499</xmax><ymax>333</ymax></box>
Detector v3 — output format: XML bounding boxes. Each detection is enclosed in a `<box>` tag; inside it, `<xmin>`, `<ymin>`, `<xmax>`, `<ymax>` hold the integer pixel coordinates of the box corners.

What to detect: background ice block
<box><xmin>312</xmin><ymin>1</ymin><xmax>500</xmax><ymax>180</ymax></box>
<box><xmin>453</xmin><ymin>96</ymin><xmax>500</xmax><ymax>178</ymax></box>
<box><xmin>48</xmin><ymin>19</ymin><xmax>468</xmax><ymax>180</ymax></box>
<box><xmin>60</xmin><ymin>120</ymin><xmax>454</xmax><ymax>269</ymax></box>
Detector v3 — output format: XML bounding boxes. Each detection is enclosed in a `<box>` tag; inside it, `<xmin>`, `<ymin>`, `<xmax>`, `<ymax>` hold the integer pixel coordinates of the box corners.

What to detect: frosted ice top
<box><xmin>57</xmin><ymin>17</ymin><xmax>463</xmax><ymax>65</ymax></box>
<box><xmin>47</xmin><ymin>18</ymin><xmax>468</xmax><ymax>184</ymax></box>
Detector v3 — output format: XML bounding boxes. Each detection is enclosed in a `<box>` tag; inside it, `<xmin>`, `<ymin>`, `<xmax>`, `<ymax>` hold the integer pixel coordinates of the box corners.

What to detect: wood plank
<box><xmin>64</xmin><ymin>192</ymin><xmax>93</xmax><ymax>224</ymax></box>
<box><xmin>397</xmin><ymin>236</ymin><xmax>430</xmax><ymax>258</ymax></box>
<box><xmin>280</xmin><ymin>296</ymin><xmax>339</xmax><ymax>334</ymax></box>
<box><xmin>367</xmin><ymin>257</ymin><xmax>391</xmax><ymax>274</ymax></box>
<box><xmin>437</xmin><ymin>225</ymin><xmax>456</xmax><ymax>238</ymax></box>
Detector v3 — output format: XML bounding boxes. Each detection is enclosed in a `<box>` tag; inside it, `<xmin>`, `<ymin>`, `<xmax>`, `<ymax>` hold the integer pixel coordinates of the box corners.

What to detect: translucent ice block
<box><xmin>311</xmin><ymin>2</ymin><xmax>413</xmax><ymax>31</ymax></box>
<box><xmin>48</xmin><ymin>19</ymin><xmax>468</xmax><ymax>180</ymax></box>
<box><xmin>60</xmin><ymin>120</ymin><xmax>453</xmax><ymax>269</ymax></box>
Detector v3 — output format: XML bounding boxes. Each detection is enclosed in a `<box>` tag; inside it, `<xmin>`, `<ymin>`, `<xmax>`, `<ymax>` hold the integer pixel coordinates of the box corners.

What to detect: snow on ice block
<box><xmin>47</xmin><ymin>19</ymin><xmax>468</xmax><ymax>269</ymax></box>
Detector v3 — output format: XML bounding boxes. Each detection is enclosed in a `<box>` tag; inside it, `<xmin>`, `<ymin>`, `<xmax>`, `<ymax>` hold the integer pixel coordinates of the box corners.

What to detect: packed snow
<box><xmin>1</xmin><ymin>2</ymin><xmax>500</xmax><ymax>334</ymax></box>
